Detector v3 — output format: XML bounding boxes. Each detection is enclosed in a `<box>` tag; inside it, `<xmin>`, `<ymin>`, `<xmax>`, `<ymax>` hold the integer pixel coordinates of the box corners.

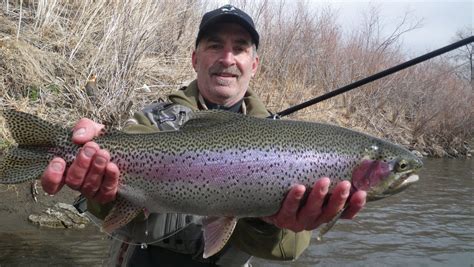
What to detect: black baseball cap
<box><xmin>196</xmin><ymin>4</ymin><xmax>259</xmax><ymax>49</ymax></box>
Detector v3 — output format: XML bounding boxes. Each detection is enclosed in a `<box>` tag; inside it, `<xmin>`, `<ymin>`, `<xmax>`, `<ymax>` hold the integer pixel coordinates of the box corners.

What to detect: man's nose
<box><xmin>218</xmin><ymin>49</ymin><xmax>236</xmax><ymax>66</ymax></box>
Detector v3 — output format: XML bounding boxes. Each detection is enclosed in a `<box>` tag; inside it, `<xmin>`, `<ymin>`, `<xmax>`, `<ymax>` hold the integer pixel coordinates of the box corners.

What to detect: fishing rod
<box><xmin>272</xmin><ymin>36</ymin><xmax>474</xmax><ymax>118</ymax></box>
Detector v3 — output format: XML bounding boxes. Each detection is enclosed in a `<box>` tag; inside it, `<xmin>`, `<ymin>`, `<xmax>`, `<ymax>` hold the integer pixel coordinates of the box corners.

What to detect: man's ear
<box><xmin>192</xmin><ymin>50</ymin><xmax>198</xmax><ymax>72</ymax></box>
<box><xmin>251</xmin><ymin>55</ymin><xmax>259</xmax><ymax>76</ymax></box>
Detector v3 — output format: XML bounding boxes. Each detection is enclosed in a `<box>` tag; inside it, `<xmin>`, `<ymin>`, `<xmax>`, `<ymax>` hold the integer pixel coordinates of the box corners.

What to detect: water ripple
<box><xmin>253</xmin><ymin>159</ymin><xmax>474</xmax><ymax>266</ymax></box>
<box><xmin>0</xmin><ymin>159</ymin><xmax>472</xmax><ymax>266</ymax></box>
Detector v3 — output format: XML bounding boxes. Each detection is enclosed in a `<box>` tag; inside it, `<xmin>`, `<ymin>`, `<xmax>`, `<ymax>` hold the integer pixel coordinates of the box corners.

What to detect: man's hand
<box><xmin>262</xmin><ymin>177</ymin><xmax>367</xmax><ymax>232</ymax></box>
<box><xmin>41</xmin><ymin>118</ymin><xmax>120</xmax><ymax>204</ymax></box>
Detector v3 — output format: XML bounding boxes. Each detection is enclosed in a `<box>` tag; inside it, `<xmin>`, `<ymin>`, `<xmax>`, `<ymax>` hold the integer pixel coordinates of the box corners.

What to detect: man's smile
<box><xmin>212</xmin><ymin>73</ymin><xmax>237</xmax><ymax>86</ymax></box>
<box><xmin>215</xmin><ymin>72</ymin><xmax>238</xmax><ymax>77</ymax></box>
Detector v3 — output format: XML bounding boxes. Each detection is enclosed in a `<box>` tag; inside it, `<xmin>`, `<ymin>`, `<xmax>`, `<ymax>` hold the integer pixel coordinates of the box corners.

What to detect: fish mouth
<box><xmin>369</xmin><ymin>171</ymin><xmax>419</xmax><ymax>201</ymax></box>
<box><xmin>387</xmin><ymin>172</ymin><xmax>419</xmax><ymax>194</ymax></box>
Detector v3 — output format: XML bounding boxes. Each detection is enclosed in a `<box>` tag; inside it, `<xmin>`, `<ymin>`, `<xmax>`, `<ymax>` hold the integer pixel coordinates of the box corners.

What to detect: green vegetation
<box><xmin>0</xmin><ymin>139</ymin><xmax>5</xmax><ymax>150</ymax></box>
<box><xmin>0</xmin><ymin>136</ymin><xmax>12</xmax><ymax>150</ymax></box>
<box><xmin>27</xmin><ymin>85</ymin><xmax>40</xmax><ymax>101</ymax></box>
<box><xmin>0</xmin><ymin>0</ymin><xmax>472</xmax><ymax>157</ymax></box>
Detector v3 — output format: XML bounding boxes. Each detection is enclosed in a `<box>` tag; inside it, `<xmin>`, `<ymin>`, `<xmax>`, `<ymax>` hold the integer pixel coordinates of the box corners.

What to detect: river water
<box><xmin>0</xmin><ymin>159</ymin><xmax>472</xmax><ymax>266</ymax></box>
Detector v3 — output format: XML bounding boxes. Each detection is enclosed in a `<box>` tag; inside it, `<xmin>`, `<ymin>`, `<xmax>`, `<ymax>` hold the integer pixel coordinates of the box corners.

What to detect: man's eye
<box><xmin>208</xmin><ymin>44</ymin><xmax>221</xmax><ymax>49</ymax></box>
<box><xmin>234</xmin><ymin>46</ymin><xmax>247</xmax><ymax>53</ymax></box>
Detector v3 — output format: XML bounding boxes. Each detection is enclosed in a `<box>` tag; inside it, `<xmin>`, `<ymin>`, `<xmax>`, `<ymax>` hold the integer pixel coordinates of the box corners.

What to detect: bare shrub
<box><xmin>0</xmin><ymin>0</ymin><xmax>471</xmax><ymax>156</ymax></box>
<box><xmin>1</xmin><ymin>0</ymin><xmax>212</xmax><ymax>125</ymax></box>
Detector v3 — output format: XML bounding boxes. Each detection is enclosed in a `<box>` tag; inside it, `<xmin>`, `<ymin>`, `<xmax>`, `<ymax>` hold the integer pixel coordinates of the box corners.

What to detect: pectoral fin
<box><xmin>202</xmin><ymin>216</ymin><xmax>238</xmax><ymax>259</ymax></box>
<box><xmin>316</xmin><ymin>207</ymin><xmax>345</xmax><ymax>241</ymax></box>
<box><xmin>102</xmin><ymin>196</ymin><xmax>143</xmax><ymax>233</ymax></box>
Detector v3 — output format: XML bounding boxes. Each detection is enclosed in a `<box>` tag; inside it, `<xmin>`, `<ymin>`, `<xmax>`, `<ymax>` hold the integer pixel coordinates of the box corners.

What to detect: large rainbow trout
<box><xmin>0</xmin><ymin>109</ymin><xmax>422</xmax><ymax>258</ymax></box>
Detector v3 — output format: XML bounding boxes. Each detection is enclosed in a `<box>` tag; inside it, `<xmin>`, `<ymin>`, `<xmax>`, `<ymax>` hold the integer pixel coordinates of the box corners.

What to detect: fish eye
<box><xmin>396</xmin><ymin>160</ymin><xmax>408</xmax><ymax>171</ymax></box>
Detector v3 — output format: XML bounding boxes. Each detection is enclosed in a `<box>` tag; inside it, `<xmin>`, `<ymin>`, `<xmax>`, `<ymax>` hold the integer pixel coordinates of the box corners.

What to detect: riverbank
<box><xmin>0</xmin><ymin>180</ymin><xmax>82</xmax><ymax>231</ymax></box>
<box><xmin>0</xmin><ymin>1</ymin><xmax>472</xmax><ymax>158</ymax></box>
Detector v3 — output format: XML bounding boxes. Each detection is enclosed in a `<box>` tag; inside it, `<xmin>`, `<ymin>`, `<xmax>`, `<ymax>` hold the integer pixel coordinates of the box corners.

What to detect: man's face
<box><xmin>192</xmin><ymin>23</ymin><xmax>259</xmax><ymax>107</ymax></box>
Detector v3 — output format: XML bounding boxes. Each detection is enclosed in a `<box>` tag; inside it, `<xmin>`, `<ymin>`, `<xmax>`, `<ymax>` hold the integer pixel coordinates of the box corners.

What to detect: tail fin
<box><xmin>0</xmin><ymin>147</ymin><xmax>52</xmax><ymax>184</ymax></box>
<box><xmin>2</xmin><ymin>109</ymin><xmax>70</xmax><ymax>147</ymax></box>
<box><xmin>0</xmin><ymin>109</ymin><xmax>72</xmax><ymax>184</ymax></box>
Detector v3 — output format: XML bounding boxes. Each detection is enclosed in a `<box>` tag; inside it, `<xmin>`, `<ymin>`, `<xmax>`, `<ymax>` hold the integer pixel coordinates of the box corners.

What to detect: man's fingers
<box><xmin>65</xmin><ymin>142</ymin><xmax>99</xmax><ymax>190</ymax></box>
<box><xmin>298</xmin><ymin>177</ymin><xmax>330</xmax><ymax>230</ymax></box>
<box><xmin>81</xmin><ymin>150</ymin><xmax>110</xmax><ymax>198</ymax></box>
<box><xmin>95</xmin><ymin>162</ymin><xmax>120</xmax><ymax>204</ymax></box>
<box><xmin>72</xmin><ymin>119</ymin><xmax>104</xmax><ymax>144</ymax></box>
<box><xmin>41</xmin><ymin>157</ymin><xmax>66</xmax><ymax>195</ymax></box>
<box><xmin>261</xmin><ymin>178</ymin><xmax>366</xmax><ymax>233</ymax></box>
<box><xmin>274</xmin><ymin>184</ymin><xmax>305</xmax><ymax>228</ymax></box>
<box><xmin>341</xmin><ymin>190</ymin><xmax>366</xmax><ymax>219</ymax></box>
<box><xmin>40</xmin><ymin>118</ymin><xmax>104</xmax><ymax>196</ymax></box>
<box><xmin>315</xmin><ymin>181</ymin><xmax>351</xmax><ymax>225</ymax></box>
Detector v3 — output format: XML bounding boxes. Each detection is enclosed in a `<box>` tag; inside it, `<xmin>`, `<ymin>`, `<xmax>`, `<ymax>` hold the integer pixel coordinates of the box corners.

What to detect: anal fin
<box><xmin>102</xmin><ymin>196</ymin><xmax>143</xmax><ymax>233</ymax></box>
<box><xmin>202</xmin><ymin>216</ymin><xmax>238</xmax><ymax>259</ymax></box>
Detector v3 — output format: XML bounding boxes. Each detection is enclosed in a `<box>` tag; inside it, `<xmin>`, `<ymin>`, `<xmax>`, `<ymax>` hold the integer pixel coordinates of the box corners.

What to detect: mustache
<box><xmin>209</xmin><ymin>64</ymin><xmax>241</xmax><ymax>76</ymax></box>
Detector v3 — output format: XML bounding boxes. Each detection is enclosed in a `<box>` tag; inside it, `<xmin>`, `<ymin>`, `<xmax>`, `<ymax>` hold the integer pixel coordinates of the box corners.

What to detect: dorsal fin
<box><xmin>180</xmin><ymin>110</ymin><xmax>248</xmax><ymax>131</ymax></box>
<box><xmin>99</xmin><ymin>125</ymin><xmax>124</xmax><ymax>136</ymax></box>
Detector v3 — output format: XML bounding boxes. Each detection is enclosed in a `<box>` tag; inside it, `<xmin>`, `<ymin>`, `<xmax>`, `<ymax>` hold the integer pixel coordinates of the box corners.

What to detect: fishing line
<box><xmin>293</xmin><ymin>230</ymin><xmax>297</xmax><ymax>259</ymax></box>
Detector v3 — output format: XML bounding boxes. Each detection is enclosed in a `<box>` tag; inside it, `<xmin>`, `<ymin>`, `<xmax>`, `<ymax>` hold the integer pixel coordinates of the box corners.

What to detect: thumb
<box><xmin>72</xmin><ymin>118</ymin><xmax>104</xmax><ymax>144</ymax></box>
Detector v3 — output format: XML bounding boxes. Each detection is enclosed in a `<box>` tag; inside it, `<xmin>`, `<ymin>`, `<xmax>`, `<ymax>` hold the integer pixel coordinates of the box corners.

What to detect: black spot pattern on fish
<box><xmin>1</xmin><ymin>110</ymin><xmax>421</xmax><ymax>218</ymax></box>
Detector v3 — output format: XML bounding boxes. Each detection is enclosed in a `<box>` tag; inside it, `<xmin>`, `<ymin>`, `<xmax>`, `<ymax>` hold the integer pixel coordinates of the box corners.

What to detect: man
<box><xmin>41</xmin><ymin>5</ymin><xmax>366</xmax><ymax>266</ymax></box>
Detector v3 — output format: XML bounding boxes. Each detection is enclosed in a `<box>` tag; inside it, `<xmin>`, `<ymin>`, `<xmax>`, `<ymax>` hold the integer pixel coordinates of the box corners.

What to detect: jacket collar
<box><xmin>168</xmin><ymin>80</ymin><xmax>270</xmax><ymax>118</ymax></box>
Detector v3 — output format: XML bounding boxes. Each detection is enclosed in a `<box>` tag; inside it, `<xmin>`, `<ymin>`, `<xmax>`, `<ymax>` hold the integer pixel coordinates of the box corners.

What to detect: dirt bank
<box><xmin>0</xmin><ymin>181</ymin><xmax>82</xmax><ymax>231</ymax></box>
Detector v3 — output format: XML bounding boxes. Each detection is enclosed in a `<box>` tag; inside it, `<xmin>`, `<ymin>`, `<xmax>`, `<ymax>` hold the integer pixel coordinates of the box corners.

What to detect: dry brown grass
<box><xmin>1</xmin><ymin>0</ymin><xmax>205</xmax><ymax>124</ymax></box>
<box><xmin>0</xmin><ymin>0</ymin><xmax>472</xmax><ymax>157</ymax></box>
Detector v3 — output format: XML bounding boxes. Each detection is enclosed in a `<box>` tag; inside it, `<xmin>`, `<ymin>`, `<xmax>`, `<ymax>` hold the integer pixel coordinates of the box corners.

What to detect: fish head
<box><xmin>352</xmin><ymin>140</ymin><xmax>423</xmax><ymax>201</ymax></box>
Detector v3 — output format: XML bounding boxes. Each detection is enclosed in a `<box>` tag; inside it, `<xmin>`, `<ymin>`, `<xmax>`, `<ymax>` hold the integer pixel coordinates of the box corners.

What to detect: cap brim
<box><xmin>196</xmin><ymin>14</ymin><xmax>259</xmax><ymax>48</ymax></box>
